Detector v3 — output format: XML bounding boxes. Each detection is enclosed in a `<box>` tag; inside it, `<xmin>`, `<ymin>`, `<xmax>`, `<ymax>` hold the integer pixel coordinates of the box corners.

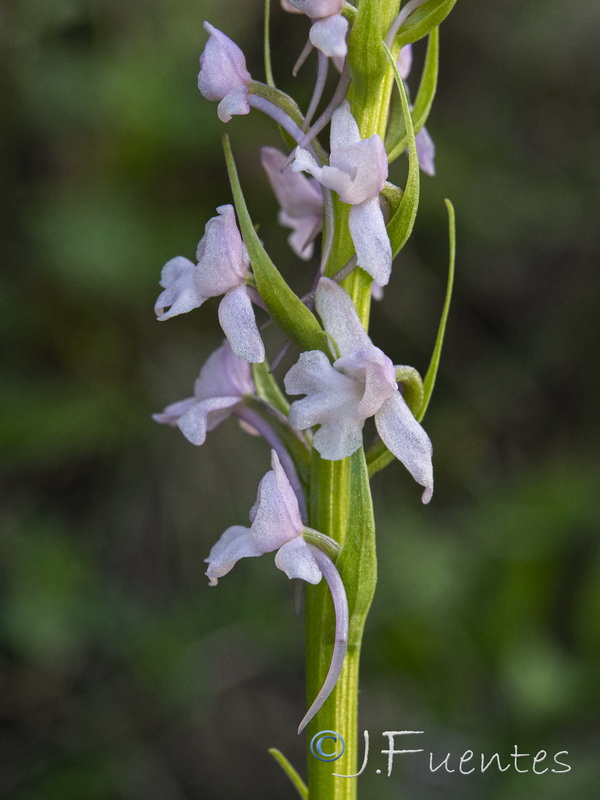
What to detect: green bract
<box><xmin>387</xmin><ymin>27</ymin><xmax>439</xmax><ymax>163</ymax></box>
<box><xmin>394</xmin><ymin>0</ymin><xmax>457</xmax><ymax>49</ymax></box>
<box><xmin>384</xmin><ymin>41</ymin><xmax>421</xmax><ymax>256</ymax></box>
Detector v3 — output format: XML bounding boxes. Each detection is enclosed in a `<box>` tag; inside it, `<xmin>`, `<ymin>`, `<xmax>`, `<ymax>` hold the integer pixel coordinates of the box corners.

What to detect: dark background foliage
<box><xmin>1</xmin><ymin>0</ymin><xmax>599</xmax><ymax>797</ymax></box>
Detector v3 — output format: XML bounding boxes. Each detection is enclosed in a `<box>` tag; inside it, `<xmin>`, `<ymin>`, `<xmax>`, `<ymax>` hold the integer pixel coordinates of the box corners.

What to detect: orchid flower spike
<box><xmin>154</xmin><ymin>205</ymin><xmax>265</xmax><ymax>363</ymax></box>
<box><xmin>205</xmin><ymin>450</ymin><xmax>349</xmax><ymax>732</ymax></box>
<box><xmin>285</xmin><ymin>278</ymin><xmax>434</xmax><ymax>503</ymax></box>
<box><xmin>198</xmin><ymin>22</ymin><xmax>252</xmax><ymax>123</ymax></box>
<box><xmin>153</xmin><ymin>341</ymin><xmax>253</xmax><ymax>445</ymax></box>
<box><xmin>397</xmin><ymin>44</ymin><xmax>436</xmax><ymax>176</ymax></box>
<box><xmin>261</xmin><ymin>147</ymin><xmax>323</xmax><ymax>260</ymax></box>
<box><xmin>292</xmin><ymin>101</ymin><xmax>393</xmax><ymax>286</ymax></box>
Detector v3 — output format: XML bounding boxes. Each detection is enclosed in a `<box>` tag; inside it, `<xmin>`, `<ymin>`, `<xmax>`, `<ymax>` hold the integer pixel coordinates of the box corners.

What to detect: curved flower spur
<box><xmin>205</xmin><ymin>450</ymin><xmax>349</xmax><ymax>733</ymax></box>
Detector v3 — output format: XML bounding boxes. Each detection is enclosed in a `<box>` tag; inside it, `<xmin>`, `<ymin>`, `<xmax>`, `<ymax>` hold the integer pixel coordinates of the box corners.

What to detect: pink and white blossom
<box><xmin>154</xmin><ymin>205</ymin><xmax>265</xmax><ymax>363</ymax></box>
<box><xmin>261</xmin><ymin>146</ymin><xmax>323</xmax><ymax>260</ymax></box>
<box><xmin>153</xmin><ymin>342</ymin><xmax>253</xmax><ymax>445</ymax></box>
<box><xmin>284</xmin><ymin>0</ymin><xmax>349</xmax><ymax>60</ymax></box>
<box><xmin>198</xmin><ymin>23</ymin><xmax>252</xmax><ymax>123</ymax></box>
<box><xmin>205</xmin><ymin>450</ymin><xmax>349</xmax><ymax>732</ymax></box>
<box><xmin>292</xmin><ymin>101</ymin><xmax>393</xmax><ymax>285</ymax></box>
<box><xmin>285</xmin><ymin>279</ymin><xmax>433</xmax><ymax>503</ymax></box>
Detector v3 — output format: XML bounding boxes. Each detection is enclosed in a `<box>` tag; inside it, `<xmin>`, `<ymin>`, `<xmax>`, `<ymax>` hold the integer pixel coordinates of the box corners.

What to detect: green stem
<box><xmin>303</xmin><ymin>7</ymin><xmax>401</xmax><ymax>798</ymax></box>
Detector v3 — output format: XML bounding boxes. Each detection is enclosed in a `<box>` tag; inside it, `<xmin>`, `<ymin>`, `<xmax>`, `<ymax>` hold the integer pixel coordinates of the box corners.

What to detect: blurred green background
<box><xmin>1</xmin><ymin>0</ymin><xmax>599</xmax><ymax>797</ymax></box>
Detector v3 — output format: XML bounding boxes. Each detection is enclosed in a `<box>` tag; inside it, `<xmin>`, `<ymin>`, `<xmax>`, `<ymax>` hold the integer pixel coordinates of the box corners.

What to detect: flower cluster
<box><xmin>154</xmin><ymin>2</ymin><xmax>450</xmax><ymax>736</ymax></box>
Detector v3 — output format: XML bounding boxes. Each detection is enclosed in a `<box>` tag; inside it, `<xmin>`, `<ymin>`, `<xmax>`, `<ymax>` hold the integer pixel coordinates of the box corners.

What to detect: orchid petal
<box><xmin>285</xmin><ymin>349</ymin><xmax>365</xmax><ymax>459</ymax></box>
<box><xmin>415</xmin><ymin>126</ymin><xmax>436</xmax><ymax>176</ymax></box>
<box><xmin>321</xmin><ymin>140</ymin><xmax>387</xmax><ymax>205</ymax></box>
<box><xmin>275</xmin><ymin>538</ymin><xmax>322</xmax><ymax>584</ymax></box>
<box><xmin>335</xmin><ymin>347</ymin><xmax>397</xmax><ymax>418</ymax></box>
<box><xmin>329</xmin><ymin>98</ymin><xmax>361</xmax><ymax>149</ymax></box>
<box><xmin>372</xmin><ymin>282</ymin><xmax>384</xmax><ymax>301</ymax></box>
<box><xmin>287</xmin><ymin>0</ymin><xmax>345</xmax><ymax>18</ymax></box>
<box><xmin>154</xmin><ymin>257</ymin><xmax>203</xmax><ymax>320</ymax></box>
<box><xmin>193</xmin><ymin>341</ymin><xmax>254</xmax><ymax>401</ymax></box>
<box><xmin>292</xmin><ymin>101</ymin><xmax>387</xmax><ymax>206</ymax></box>
<box><xmin>217</xmin><ymin>86</ymin><xmax>251</xmax><ymax>122</ymax></box>
<box><xmin>152</xmin><ymin>397</ymin><xmax>196</xmax><ymax>426</ymax></box>
<box><xmin>309</xmin><ymin>15</ymin><xmax>349</xmax><ymax>59</ymax></box>
<box><xmin>291</xmin><ymin>147</ymin><xmax>324</xmax><ymax>183</ymax></box>
<box><xmin>177</xmin><ymin>396</ymin><xmax>242</xmax><ymax>446</ymax></box>
<box><xmin>297</xmin><ymin>546</ymin><xmax>349</xmax><ymax>732</ymax></box>
<box><xmin>397</xmin><ymin>43</ymin><xmax>413</xmax><ymax>80</ymax></box>
<box><xmin>348</xmin><ymin>198</ymin><xmax>393</xmax><ymax>286</ymax></box>
<box><xmin>198</xmin><ymin>22</ymin><xmax>251</xmax><ymax>102</ymax></box>
<box><xmin>281</xmin><ymin>0</ymin><xmax>303</xmax><ymax>14</ymax></box>
<box><xmin>195</xmin><ymin>205</ymin><xmax>248</xmax><ymax>297</ymax></box>
<box><xmin>204</xmin><ymin>525</ymin><xmax>264</xmax><ymax>586</ymax></box>
<box><xmin>152</xmin><ymin>342</ymin><xmax>252</xmax><ymax>445</ymax></box>
<box><xmin>218</xmin><ymin>285</ymin><xmax>265</xmax><ymax>363</ymax></box>
<box><xmin>285</xmin><ymin>350</ymin><xmax>362</xmax><ymax>425</ymax></box>
<box><xmin>332</xmin><ymin>53</ymin><xmax>345</xmax><ymax>73</ymax></box>
<box><xmin>279</xmin><ymin>211</ymin><xmax>320</xmax><ymax>260</ymax></box>
<box><xmin>261</xmin><ymin>147</ymin><xmax>323</xmax><ymax>219</ymax></box>
<box><xmin>249</xmin><ymin>451</ymin><xmax>303</xmax><ymax>552</ymax></box>
<box><xmin>311</xmin><ymin>414</ymin><xmax>365</xmax><ymax>460</ymax></box>
<box><xmin>270</xmin><ymin>450</ymin><xmax>304</xmax><ymax>533</ymax></box>
<box><xmin>261</xmin><ymin>147</ymin><xmax>323</xmax><ymax>259</ymax></box>
<box><xmin>375</xmin><ymin>391</ymin><xmax>434</xmax><ymax>503</ymax></box>
<box><xmin>314</xmin><ymin>278</ymin><xmax>372</xmax><ymax>357</ymax></box>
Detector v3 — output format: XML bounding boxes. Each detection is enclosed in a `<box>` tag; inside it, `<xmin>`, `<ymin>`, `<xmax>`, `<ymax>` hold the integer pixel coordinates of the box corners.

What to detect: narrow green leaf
<box><xmin>387</xmin><ymin>27</ymin><xmax>439</xmax><ymax>164</ymax></box>
<box><xmin>336</xmin><ymin>448</ymin><xmax>377</xmax><ymax>643</ymax></box>
<box><xmin>394</xmin><ymin>0</ymin><xmax>457</xmax><ymax>50</ymax></box>
<box><xmin>383</xmin><ymin>42</ymin><xmax>420</xmax><ymax>257</ymax></box>
<box><xmin>263</xmin><ymin>0</ymin><xmax>275</xmax><ymax>88</ymax></box>
<box><xmin>268</xmin><ymin>749</ymin><xmax>308</xmax><ymax>800</ymax></box>
<box><xmin>252</xmin><ymin>361</ymin><xmax>289</xmax><ymax>415</ymax></box>
<box><xmin>418</xmin><ymin>198</ymin><xmax>456</xmax><ymax>421</ymax></box>
<box><xmin>223</xmin><ymin>135</ymin><xmax>330</xmax><ymax>356</ymax></box>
